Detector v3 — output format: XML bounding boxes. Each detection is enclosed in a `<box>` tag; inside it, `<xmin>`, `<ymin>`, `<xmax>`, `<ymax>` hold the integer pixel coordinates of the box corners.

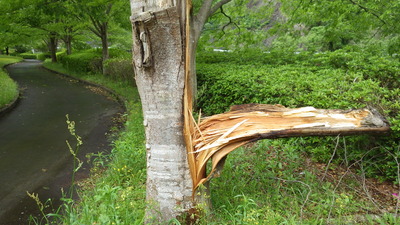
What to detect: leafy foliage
<box><xmin>57</xmin><ymin>49</ymin><xmax>103</xmax><ymax>73</ymax></box>
<box><xmin>103</xmin><ymin>58</ymin><xmax>135</xmax><ymax>85</ymax></box>
<box><xmin>198</xmin><ymin>0</ymin><xmax>279</xmax><ymax>50</ymax></box>
<box><xmin>196</xmin><ymin>49</ymin><xmax>400</xmax><ymax>182</ymax></box>
<box><xmin>57</xmin><ymin>48</ymin><xmax>130</xmax><ymax>74</ymax></box>
<box><xmin>37</xmin><ymin>52</ymin><xmax>51</xmax><ymax>61</ymax></box>
<box><xmin>19</xmin><ymin>53</ymin><xmax>37</xmax><ymax>59</ymax></box>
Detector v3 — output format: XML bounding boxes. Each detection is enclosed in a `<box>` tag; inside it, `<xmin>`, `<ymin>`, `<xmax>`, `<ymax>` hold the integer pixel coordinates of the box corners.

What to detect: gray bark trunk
<box><xmin>130</xmin><ymin>3</ymin><xmax>192</xmax><ymax>223</ymax></box>
<box><xmin>49</xmin><ymin>34</ymin><xmax>57</xmax><ymax>63</ymax></box>
<box><xmin>101</xmin><ymin>25</ymin><xmax>109</xmax><ymax>74</ymax></box>
<box><xmin>64</xmin><ymin>36</ymin><xmax>72</xmax><ymax>55</ymax></box>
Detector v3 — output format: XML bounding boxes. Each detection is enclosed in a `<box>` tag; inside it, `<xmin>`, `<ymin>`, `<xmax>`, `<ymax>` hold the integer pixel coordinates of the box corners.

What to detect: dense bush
<box><xmin>103</xmin><ymin>58</ymin><xmax>135</xmax><ymax>85</ymax></box>
<box><xmin>19</xmin><ymin>53</ymin><xmax>37</xmax><ymax>59</ymax></box>
<box><xmin>37</xmin><ymin>52</ymin><xmax>51</xmax><ymax>61</ymax></box>
<box><xmin>196</xmin><ymin>50</ymin><xmax>400</xmax><ymax>182</ymax></box>
<box><xmin>57</xmin><ymin>48</ymin><xmax>132</xmax><ymax>75</ymax></box>
<box><xmin>109</xmin><ymin>48</ymin><xmax>131</xmax><ymax>59</ymax></box>
<box><xmin>57</xmin><ymin>49</ymin><xmax>102</xmax><ymax>74</ymax></box>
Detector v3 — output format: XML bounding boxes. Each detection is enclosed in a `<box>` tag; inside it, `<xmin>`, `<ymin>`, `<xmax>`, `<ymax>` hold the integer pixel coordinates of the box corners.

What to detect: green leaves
<box><xmin>196</xmin><ymin>49</ymin><xmax>400</xmax><ymax>183</ymax></box>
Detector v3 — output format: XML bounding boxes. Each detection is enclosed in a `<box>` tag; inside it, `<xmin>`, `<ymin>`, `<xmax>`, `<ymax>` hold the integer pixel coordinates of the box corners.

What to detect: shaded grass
<box><xmin>0</xmin><ymin>55</ymin><xmax>22</xmax><ymax>108</ymax></box>
<box><xmin>207</xmin><ymin>139</ymin><xmax>399</xmax><ymax>224</ymax></box>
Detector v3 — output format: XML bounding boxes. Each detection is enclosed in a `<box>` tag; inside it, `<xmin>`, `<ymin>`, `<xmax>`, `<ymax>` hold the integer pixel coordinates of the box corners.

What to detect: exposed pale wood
<box><xmin>190</xmin><ymin>104</ymin><xmax>390</xmax><ymax>190</ymax></box>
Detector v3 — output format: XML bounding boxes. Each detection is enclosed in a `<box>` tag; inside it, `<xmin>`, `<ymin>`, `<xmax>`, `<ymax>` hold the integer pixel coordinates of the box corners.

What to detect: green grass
<box><xmin>0</xmin><ymin>55</ymin><xmax>22</xmax><ymax>109</ymax></box>
<box><xmin>42</xmin><ymin>61</ymin><xmax>147</xmax><ymax>224</ymax></box>
<box><xmin>207</xmin><ymin>139</ymin><xmax>399</xmax><ymax>224</ymax></box>
<box><xmin>40</xmin><ymin>53</ymin><xmax>400</xmax><ymax>224</ymax></box>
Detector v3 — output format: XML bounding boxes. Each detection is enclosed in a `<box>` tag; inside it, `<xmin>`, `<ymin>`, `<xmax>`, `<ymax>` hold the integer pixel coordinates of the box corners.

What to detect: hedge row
<box><xmin>17</xmin><ymin>52</ymin><xmax>52</xmax><ymax>60</ymax></box>
<box><xmin>103</xmin><ymin>58</ymin><xmax>135</xmax><ymax>84</ymax></box>
<box><xmin>56</xmin><ymin>48</ymin><xmax>134</xmax><ymax>84</ymax></box>
<box><xmin>57</xmin><ymin>50</ymin><xmax>102</xmax><ymax>73</ymax></box>
<box><xmin>196</xmin><ymin>50</ymin><xmax>400</xmax><ymax>182</ymax></box>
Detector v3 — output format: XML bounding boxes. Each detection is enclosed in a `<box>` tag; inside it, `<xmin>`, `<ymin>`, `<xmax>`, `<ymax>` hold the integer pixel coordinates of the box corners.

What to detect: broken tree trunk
<box><xmin>188</xmin><ymin>104</ymin><xmax>390</xmax><ymax>190</ymax></box>
<box><xmin>130</xmin><ymin>3</ymin><xmax>193</xmax><ymax>222</ymax></box>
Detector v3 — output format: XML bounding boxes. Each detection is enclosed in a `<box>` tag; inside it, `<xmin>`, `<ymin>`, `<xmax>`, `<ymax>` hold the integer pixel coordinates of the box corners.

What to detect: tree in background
<box><xmin>0</xmin><ymin>1</ymin><xmax>42</xmax><ymax>55</ymax></box>
<box><xmin>0</xmin><ymin>0</ymin><xmax>77</xmax><ymax>61</ymax></box>
<box><xmin>58</xmin><ymin>1</ymin><xmax>83</xmax><ymax>55</ymax></box>
<box><xmin>199</xmin><ymin>0</ymin><xmax>284</xmax><ymax>50</ymax></box>
<box><xmin>280</xmin><ymin>0</ymin><xmax>400</xmax><ymax>52</ymax></box>
<box><xmin>0</xmin><ymin>0</ymin><xmax>129</xmax><ymax>60</ymax></box>
<box><xmin>71</xmin><ymin>0</ymin><xmax>129</xmax><ymax>71</ymax></box>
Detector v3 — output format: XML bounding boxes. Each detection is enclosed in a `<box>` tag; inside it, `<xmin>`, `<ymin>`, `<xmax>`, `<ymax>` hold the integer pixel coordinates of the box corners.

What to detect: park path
<box><xmin>0</xmin><ymin>60</ymin><xmax>122</xmax><ymax>224</ymax></box>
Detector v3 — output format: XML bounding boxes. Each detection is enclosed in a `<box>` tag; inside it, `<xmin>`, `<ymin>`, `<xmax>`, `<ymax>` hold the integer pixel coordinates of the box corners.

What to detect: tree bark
<box><xmin>63</xmin><ymin>35</ymin><xmax>72</xmax><ymax>55</ymax></box>
<box><xmin>101</xmin><ymin>24</ymin><xmax>109</xmax><ymax>62</ymax></box>
<box><xmin>48</xmin><ymin>33</ymin><xmax>58</xmax><ymax>63</ymax></box>
<box><xmin>130</xmin><ymin>3</ymin><xmax>192</xmax><ymax>222</ymax></box>
<box><xmin>100</xmin><ymin>24</ymin><xmax>109</xmax><ymax>74</ymax></box>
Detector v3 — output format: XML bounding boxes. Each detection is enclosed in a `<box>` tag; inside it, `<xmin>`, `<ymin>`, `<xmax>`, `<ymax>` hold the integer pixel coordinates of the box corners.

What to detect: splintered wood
<box><xmin>188</xmin><ymin>104</ymin><xmax>390</xmax><ymax>191</ymax></box>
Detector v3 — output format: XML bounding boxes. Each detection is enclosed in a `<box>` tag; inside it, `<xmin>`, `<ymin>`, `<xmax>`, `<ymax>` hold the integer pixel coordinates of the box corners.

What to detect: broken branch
<box><xmin>189</xmin><ymin>104</ymin><xmax>390</xmax><ymax>190</ymax></box>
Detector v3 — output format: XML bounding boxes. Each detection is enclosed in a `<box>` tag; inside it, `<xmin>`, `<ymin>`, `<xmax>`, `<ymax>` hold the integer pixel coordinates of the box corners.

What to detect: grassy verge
<box><xmin>42</xmin><ymin>61</ymin><xmax>147</xmax><ymax>224</ymax></box>
<box><xmin>0</xmin><ymin>55</ymin><xmax>22</xmax><ymax>109</ymax></box>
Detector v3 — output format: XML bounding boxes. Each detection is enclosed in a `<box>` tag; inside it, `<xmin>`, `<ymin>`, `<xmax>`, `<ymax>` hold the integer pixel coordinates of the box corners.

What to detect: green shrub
<box><xmin>57</xmin><ymin>48</ymin><xmax>132</xmax><ymax>75</ymax></box>
<box><xmin>56</xmin><ymin>51</ymin><xmax>67</xmax><ymax>62</ymax></box>
<box><xmin>196</xmin><ymin>50</ymin><xmax>400</xmax><ymax>182</ymax></box>
<box><xmin>103</xmin><ymin>58</ymin><xmax>135</xmax><ymax>85</ymax></box>
<box><xmin>37</xmin><ymin>52</ymin><xmax>51</xmax><ymax>61</ymax></box>
<box><xmin>19</xmin><ymin>53</ymin><xmax>37</xmax><ymax>59</ymax></box>
<box><xmin>58</xmin><ymin>49</ymin><xmax>102</xmax><ymax>73</ymax></box>
<box><xmin>109</xmin><ymin>48</ymin><xmax>131</xmax><ymax>59</ymax></box>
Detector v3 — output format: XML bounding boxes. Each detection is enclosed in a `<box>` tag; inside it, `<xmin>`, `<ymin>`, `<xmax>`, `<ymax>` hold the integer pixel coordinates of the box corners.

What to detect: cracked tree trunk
<box><xmin>130</xmin><ymin>2</ymin><xmax>192</xmax><ymax>223</ymax></box>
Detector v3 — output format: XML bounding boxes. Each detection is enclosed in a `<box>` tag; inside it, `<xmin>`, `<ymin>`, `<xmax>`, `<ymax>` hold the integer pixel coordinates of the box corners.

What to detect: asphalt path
<box><xmin>0</xmin><ymin>60</ymin><xmax>122</xmax><ymax>224</ymax></box>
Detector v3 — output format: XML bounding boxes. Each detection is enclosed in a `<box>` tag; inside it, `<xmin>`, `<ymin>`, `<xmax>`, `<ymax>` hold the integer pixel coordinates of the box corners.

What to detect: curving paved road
<box><xmin>0</xmin><ymin>60</ymin><xmax>122</xmax><ymax>224</ymax></box>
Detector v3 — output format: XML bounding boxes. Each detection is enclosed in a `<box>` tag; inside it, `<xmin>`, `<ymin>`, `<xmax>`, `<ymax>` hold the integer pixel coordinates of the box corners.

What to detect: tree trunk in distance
<box><xmin>130</xmin><ymin>3</ymin><xmax>192</xmax><ymax>223</ymax></box>
<box><xmin>49</xmin><ymin>34</ymin><xmax>57</xmax><ymax>63</ymax></box>
<box><xmin>64</xmin><ymin>36</ymin><xmax>72</xmax><ymax>55</ymax></box>
<box><xmin>101</xmin><ymin>25</ymin><xmax>109</xmax><ymax>74</ymax></box>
